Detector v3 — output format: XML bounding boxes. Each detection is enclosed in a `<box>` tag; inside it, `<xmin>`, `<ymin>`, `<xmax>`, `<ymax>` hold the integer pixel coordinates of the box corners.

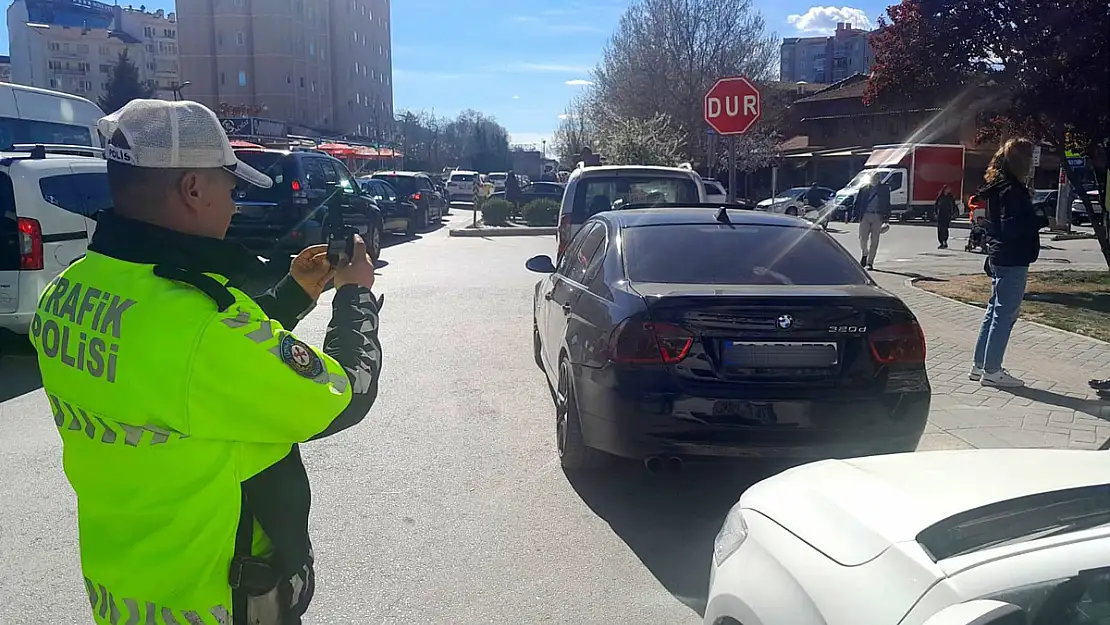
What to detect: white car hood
<box><xmin>739</xmin><ymin>449</ymin><xmax>1110</xmax><ymax>566</ymax></box>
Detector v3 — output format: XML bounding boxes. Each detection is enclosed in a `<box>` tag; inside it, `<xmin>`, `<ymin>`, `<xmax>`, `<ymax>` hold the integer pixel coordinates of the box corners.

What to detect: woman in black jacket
<box><xmin>969</xmin><ymin>138</ymin><xmax>1048</xmax><ymax>388</ymax></box>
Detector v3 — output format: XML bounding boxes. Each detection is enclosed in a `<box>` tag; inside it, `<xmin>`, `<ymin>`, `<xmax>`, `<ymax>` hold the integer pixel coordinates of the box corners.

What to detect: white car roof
<box><xmin>450</xmin><ymin>170</ymin><xmax>478</xmax><ymax>175</ymax></box>
<box><xmin>740</xmin><ymin>449</ymin><xmax>1110</xmax><ymax>566</ymax></box>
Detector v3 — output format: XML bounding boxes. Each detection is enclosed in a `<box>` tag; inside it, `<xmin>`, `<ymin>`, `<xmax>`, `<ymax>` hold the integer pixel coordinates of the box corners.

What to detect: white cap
<box><xmin>98</xmin><ymin>99</ymin><xmax>273</xmax><ymax>189</ymax></box>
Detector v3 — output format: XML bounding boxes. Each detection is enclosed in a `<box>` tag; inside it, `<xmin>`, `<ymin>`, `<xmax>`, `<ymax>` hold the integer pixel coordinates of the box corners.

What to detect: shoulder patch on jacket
<box><xmin>152</xmin><ymin>265</ymin><xmax>236</xmax><ymax>312</ymax></box>
<box><xmin>278</xmin><ymin>334</ymin><xmax>325</xmax><ymax>378</ymax></box>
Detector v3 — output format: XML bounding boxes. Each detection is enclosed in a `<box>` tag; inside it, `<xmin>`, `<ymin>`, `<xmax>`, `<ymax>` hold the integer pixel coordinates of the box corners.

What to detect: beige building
<box><xmin>7</xmin><ymin>0</ymin><xmax>181</xmax><ymax>103</ymax></box>
<box><xmin>177</xmin><ymin>0</ymin><xmax>393</xmax><ymax>138</ymax></box>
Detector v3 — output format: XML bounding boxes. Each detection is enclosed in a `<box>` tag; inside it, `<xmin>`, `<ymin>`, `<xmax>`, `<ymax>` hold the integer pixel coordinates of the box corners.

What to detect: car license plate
<box><xmin>723</xmin><ymin>341</ymin><xmax>838</xmax><ymax>368</ymax></box>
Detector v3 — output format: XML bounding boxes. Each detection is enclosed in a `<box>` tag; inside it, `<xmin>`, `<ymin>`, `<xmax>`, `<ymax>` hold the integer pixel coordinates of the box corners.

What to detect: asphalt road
<box><xmin>0</xmin><ymin>214</ymin><xmax>767</xmax><ymax>625</ymax></box>
<box><xmin>2</xmin><ymin>213</ymin><xmax>1102</xmax><ymax>624</ymax></box>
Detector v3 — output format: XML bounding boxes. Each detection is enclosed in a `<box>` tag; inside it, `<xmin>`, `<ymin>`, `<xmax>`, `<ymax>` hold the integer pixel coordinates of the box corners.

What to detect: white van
<box><xmin>1</xmin><ymin>146</ymin><xmax>107</xmax><ymax>336</ymax></box>
<box><xmin>0</xmin><ymin>82</ymin><xmax>105</xmax><ymax>149</ymax></box>
<box><xmin>556</xmin><ymin>165</ymin><xmax>706</xmax><ymax>259</ymax></box>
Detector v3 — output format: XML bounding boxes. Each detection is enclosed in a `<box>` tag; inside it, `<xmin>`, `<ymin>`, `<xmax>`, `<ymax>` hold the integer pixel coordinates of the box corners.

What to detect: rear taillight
<box><xmin>609</xmin><ymin>319</ymin><xmax>694</xmax><ymax>364</ymax></box>
<box><xmin>291</xmin><ymin>179</ymin><xmax>303</xmax><ymax>192</ymax></box>
<box><xmin>411</xmin><ymin>192</ymin><xmax>423</xmax><ymax>202</ymax></box>
<box><xmin>556</xmin><ymin>215</ymin><xmax>571</xmax><ymax>260</ymax></box>
<box><xmin>869</xmin><ymin>322</ymin><xmax>926</xmax><ymax>364</ymax></box>
<box><xmin>18</xmin><ymin>217</ymin><xmax>44</xmax><ymax>271</ymax></box>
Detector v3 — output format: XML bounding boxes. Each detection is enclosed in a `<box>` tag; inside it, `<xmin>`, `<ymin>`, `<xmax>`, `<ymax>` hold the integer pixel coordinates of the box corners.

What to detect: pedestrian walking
<box><xmin>857</xmin><ymin>177</ymin><xmax>891</xmax><ymax>269</ymax></box>
<box><xmin>29</xmin><ymin>99</ymin><xmax>384</xmax><ymax>624</ymax></box>
<box><xmin>935</xmin><ymin>185</ymin><xmax>957</xmax><ymax>249</ymax></box>
<box><xmin>969</xmin><ymin>137</ymin><xmax>1047</xmax><ymax>388</ymax></box>
<box><xmin>505</xmin><ymin>168</ymin><xmax>521</xmax><ymax>210</ymax></box>
<box><xmin>804</xmin><ymin>182</ymin><xmax>824</xmax><ymax>210</ymax></box>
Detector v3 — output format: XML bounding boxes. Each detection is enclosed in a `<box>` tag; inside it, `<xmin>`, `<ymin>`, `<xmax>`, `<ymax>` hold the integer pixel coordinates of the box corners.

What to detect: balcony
<box><xmin>50</xmin><ymin>65</ymin><xmax>89</xmax><ymax>76</ymax></box>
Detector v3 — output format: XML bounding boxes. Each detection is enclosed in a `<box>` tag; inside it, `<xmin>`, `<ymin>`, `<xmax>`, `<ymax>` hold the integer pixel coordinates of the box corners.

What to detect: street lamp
<box><xmin>171</xmin><ymin>80</ymin><xmax>192</xmax><ymax>101</ymax></box>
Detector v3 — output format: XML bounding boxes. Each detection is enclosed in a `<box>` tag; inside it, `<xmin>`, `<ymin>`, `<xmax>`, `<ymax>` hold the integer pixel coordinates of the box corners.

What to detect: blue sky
<box><xmin>1</xmin><ymin>1</ymin><xmax>888</xmax><ymax>145</ymax></box>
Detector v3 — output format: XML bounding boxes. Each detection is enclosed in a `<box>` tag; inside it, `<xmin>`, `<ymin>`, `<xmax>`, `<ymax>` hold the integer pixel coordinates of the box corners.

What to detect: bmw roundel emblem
<box><xmin>776</xmin><ymin>314</ymin><xmax>794</xmax><ymax>330</ymax></box>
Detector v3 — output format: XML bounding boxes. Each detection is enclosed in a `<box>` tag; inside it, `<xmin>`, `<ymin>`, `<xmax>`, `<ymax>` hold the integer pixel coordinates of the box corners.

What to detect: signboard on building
<box><xmin>220</xmin><ymin>117</ymin><xmax>288</xmax><ymax>139</ymax></box>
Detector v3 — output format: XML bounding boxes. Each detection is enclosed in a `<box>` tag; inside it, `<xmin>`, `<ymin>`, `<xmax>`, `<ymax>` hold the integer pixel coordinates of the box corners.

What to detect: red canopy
<box><xmin>316</xmin><ymin>142</ymin><xmax>357</xmax><ymax>156</ymax></box>
<box><xmin>230</xmin><ymin>140</ymin><xmax>264</xmax><ymax>149</ymax></box>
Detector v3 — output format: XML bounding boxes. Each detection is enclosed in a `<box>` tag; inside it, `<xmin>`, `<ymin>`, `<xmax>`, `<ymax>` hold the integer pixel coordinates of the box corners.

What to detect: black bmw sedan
<box><xmin>526</xmin><ymin>207</ymin><xmax>930</xmax><ymax>471</ymax></box>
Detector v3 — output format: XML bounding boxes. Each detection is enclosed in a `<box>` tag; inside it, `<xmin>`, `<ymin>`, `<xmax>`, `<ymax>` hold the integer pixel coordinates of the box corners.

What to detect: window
<box><xmin>622</xmin><ymin>224</ymin><xmax>870</xmax><ymax>286</ymax></box>
<box><xmin>0</xmin><ymin>116</ymin><xmax>94</xmax><ymax>149</ymax></box>
<box><xmin>99</xmin><ymin>64</ymin><xmax>111</xmax><ymax>73</ymax></box>
<box><xmin>566</xmin><ymin>224</ymin><xmax>606</xmax><ymax>285</ymax></box>
<box><xmin>885</xmin><ymin>171</ymin><xmax>905</xmax><ymax>191</ymax></box>
<box><xmin>234</xmin><ymin>0</ymin><xmax>243</xmax><ymax>5</ymax></box>
<box><xmin>372</xmin><ymin>174</ymin><xmax>416</xmax><ymax>196</ymax></box>
<box><xmin>0</xmin><ymin>173</ymin><xmax>20</xmax><ymax>271</ymax></box>
<box><xmin>238</xmin><ymin>71</ymin><xmax>247</xmax><ymax>87</ymax></box>
<box><xmin>556</xmin><ymin>223</ymin><xmax>596</xmax><ymax>276</ymax></box>
<box><xmin>981</xmin><ymin>568</ymin><xmax>1110</xmax><ymax>625</ymax></box>
<box><xmin>39</xmin><ymin>173</ymin><xmax>112</xmax><ymax>218</ymax></box>
<box><xmin>572</xmin><ymin>176</ymin><xmax>700</xmax><ymax>222</ymax></box>
<box><xmin>299</xmin><ymin>77</ymin><xmax>306</xmax><ymax>88</ymax></box>
<box><xmin>309</xmin><ymin>42</ymin><xmax>315</xmax><ymax>57</ymax></box>
<box><xmin>220</xmin><ymin>72</ymin><xmax>226</xmax><ymax>85</ymax></box>
<box><xmin>99</xmin><ymin>46</ymin><xmax>110</xmax><ymax>55</ymax></box>
<box><xmin>302</xmin><ymin>158</ymin><xmax>331</xmax><ymax>190</ymax></box>
<box><xmin>236</xmin><ymin>31</ymin><xmax>245</xmax><ymax>46</ymax></box>
<box><xmin>311</xmin><ymin>80</ymin><xmax>316</xmax><ymax>92</ymax></box>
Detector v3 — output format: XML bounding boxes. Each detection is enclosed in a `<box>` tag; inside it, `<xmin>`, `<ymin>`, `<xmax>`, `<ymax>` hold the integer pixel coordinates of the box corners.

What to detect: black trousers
<box><xmin>937</xmin><ymin>219</ymin><xmax>951</xmax><ymax>244</ymax></box>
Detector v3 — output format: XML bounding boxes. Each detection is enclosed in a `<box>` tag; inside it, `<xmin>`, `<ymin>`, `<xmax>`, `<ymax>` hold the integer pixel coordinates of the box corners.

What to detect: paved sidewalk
<box><xmin>869</xmin><ymin>272</ymin><xmax>1110</xmax><ymax>452</ymax></box>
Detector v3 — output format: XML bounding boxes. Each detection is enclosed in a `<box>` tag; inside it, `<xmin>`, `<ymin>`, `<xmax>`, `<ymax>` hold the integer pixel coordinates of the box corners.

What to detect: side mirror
<box><xmin>919</xmin><ymin>601</ymin><xmax>1025</xmax><ymax>625</ymax></box>
<box><xmin>525</xmin><ymin>255</ymin><xmax>556</xmax><ymax>274</ymax></box>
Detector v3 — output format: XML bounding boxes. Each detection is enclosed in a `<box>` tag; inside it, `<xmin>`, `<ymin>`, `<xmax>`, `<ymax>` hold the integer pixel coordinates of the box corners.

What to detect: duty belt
<box><xmin>229</xmin><ymin>556</ymin><xmax>280</xmax><ymax>595</ymax></box>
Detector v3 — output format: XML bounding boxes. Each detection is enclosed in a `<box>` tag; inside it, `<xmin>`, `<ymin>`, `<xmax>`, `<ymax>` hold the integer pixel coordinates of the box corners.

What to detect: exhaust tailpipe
<box><xmin>644</xmin><ymin>456</ymin><xmax>664</xmax><ymax>473</ymax></box>
<box><xmin>665</xmin><ymin>456</ymin><xmax>684</xmax><ymax>473</ymax></box>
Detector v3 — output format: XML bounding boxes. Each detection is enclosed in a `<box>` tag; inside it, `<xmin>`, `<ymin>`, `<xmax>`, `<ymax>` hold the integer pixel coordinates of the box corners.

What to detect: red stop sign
<box><xmin>704</xmin><ymin>76</ymin><xmax>762</xmax><ymax>135</ymax></box>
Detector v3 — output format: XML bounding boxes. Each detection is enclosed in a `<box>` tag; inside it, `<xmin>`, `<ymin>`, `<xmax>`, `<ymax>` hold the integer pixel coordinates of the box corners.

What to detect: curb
<box><xmin>449</xmin><ymin>226</ymin><xmax>557</xmax><ymax>237</ymax></box>
<box><xmin>904</xmin><ymin>276</ymin><xmax>1110</xmax><ymax>347</ymax></box>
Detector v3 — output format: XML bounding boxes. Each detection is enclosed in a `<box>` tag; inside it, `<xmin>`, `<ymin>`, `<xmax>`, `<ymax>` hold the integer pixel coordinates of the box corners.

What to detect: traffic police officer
<box><xmin>29</xmin><ymin>99</ymin><xmax>383</xmax><ymax>624</ymax></box>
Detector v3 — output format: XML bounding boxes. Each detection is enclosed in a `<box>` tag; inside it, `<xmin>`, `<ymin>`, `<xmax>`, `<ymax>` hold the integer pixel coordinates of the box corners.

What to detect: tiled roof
<box><xmin>794</xmin><ymin>73</ymin><xmax>870</xmax><ymax>103</ymax></box>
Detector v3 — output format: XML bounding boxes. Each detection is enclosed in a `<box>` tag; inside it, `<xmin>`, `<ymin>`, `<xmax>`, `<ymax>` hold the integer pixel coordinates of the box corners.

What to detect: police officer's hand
<box><xmin>290</xmin><ymin>244</ymin><xmax>336</xmax><ymax>301</ymax></box>
<box><xmin>333</xmin><ymin>234</ymin><xmax>376</xmax><ymax>291</ymax></box>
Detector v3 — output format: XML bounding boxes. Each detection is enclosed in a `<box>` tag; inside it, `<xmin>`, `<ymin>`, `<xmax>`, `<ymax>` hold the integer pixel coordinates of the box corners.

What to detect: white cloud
<box><xmin>512</xmin><ymin>95</ymin><xmax>520</xmax><ymax>99</ymax></box>
<box><xmin>787</xmin><ymin>6</ymin><xmax>873</xmax><ymax>35</ymax></box>
<box><xmin>565</xmin><ymin>79</ymin><xmax>594</xmax><ymax>86</ymax></box>
<box><xmin>557</xmin><ymin>114</ymin><xmax>570</xmax><ymax>120</ymax></box>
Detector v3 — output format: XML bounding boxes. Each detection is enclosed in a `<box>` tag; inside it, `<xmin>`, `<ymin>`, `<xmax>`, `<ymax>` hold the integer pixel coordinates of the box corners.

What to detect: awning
<box><xmin>316</xmin><ymin>142</ymin><xmax>357</xmax><ymax>156</ymax></box>
<box><xmin>230</xmin><ymin>140</ymin><xmax>264</xmax><ymax>149</ymax></box>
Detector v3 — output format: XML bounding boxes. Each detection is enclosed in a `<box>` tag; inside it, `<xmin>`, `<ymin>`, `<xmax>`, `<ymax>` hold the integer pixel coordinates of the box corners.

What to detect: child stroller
<box><xmin>964</xmin><ymin>201</ymin><xmax>992</xmax><ymax>253</ymax></box>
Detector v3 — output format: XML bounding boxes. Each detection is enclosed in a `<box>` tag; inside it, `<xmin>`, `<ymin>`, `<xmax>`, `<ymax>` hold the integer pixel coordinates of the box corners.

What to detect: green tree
<box><xmin>99</xmin><ymin>50</ymin><xmax>156</xmax><ymax>114</ymax></box>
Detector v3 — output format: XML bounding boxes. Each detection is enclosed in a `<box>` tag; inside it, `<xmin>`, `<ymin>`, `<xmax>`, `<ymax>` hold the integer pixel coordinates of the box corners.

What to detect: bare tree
<box><xmin>590</xmin><ymin>0</ymin><xmax>778</xmax><ymax>161</ymax></box>
<box><xmin>552</xmin><ymin>94</ymin><xmax>600</xmax><ymax>167</ymax></box>
<box><xmin>600</xmin><ymin>113</ymin><xmax>685</xmax><ymax>166</ymax></box>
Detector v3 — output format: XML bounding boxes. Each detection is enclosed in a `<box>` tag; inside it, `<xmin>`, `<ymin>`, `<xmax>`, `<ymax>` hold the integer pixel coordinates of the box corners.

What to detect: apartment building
<box><xmin>176</xmin><ymin>0</ymin><xmax>393</xmax><ymax>138</ymax></box>
<box><xmin>780</xmin><ymin>22</ymin><xmax>874</xmax><ymax>84</ymax></box>
<box><xmin>7</xmin><ymin>0</ymin><xmax>181</xmax><ymax>102</ymax></box>
<box><xmin>0</xmin><ymin>56</ymin><xmax>11</xmax><ymax>82</ymax></box>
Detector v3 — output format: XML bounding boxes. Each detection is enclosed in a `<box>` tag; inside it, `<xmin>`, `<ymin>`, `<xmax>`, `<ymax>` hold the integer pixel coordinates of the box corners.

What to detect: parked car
<box><xmin>370</xmin><ymin>170</ymin><xmax>447</xmax><ymax>231</ymax></box>
<box><xmin>757</xmin><ymin>186</ymin><xmax>836</xmax><ymax>217</ymax></box>
<box><xmin>526</xmin><ymin>207</ymin><xmax>929</xmax><ymax>470</ymax></box>
<box><xmin>488</xmin><ymin>172</ymin><xmax>508</xmax><ymax>192</ymax></box>
<box><xmin>556</xmin><ymin>165</ymin><xmax>706</xmax><ymax>259</ymax></box>
<box><xmin>705</xmin><ymin>448</ymin><xmax>1110</xmax><ymax>625</ymax></box>
<box><xmin>1072</xmin><ymin>189</ymin><xmax>1103</xmax><ymax>226</ymax></box>
<box><xmin>703</xmin><ymin>179</ymin><xmax>727</xmax><ymax>204</ymax></box>
<box><xmin>489</xmin><ymin>181</ymin><xmax>566</xmax><ymax>204</ymax></box>
<box><xmin>358</xmin><ymin>177</ymin><xmax>420</xmax><ymax>236</ymax></box>
<box><xmin>1</xmin><ymin>144</ymin><xmax>106</xmax><ymax>337</ymax></box>
<box><xmin>446</xmin><ymin>169</ymin><xmax>480</xmax><ymax>201</ymax></box>
<box><xmin>228</xmin><ymin>149</ymin><xmax>383</xmax><ymax>259</ymax></box>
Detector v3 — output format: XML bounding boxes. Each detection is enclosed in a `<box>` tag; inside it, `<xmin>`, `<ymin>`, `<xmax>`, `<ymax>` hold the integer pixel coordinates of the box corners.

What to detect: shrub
<box><xmin>481</xmin><ymin>198</ymin><xmax>514</xmax><ymax>226</ymax></box>
<box><xmin>522</xmin><ymin>199</ymin><xmax>560</xmax><ymax>226</ymax></box>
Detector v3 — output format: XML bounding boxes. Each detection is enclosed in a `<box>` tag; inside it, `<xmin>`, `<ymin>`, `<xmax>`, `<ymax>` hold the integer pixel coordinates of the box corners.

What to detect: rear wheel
<box><xmin>785</xmin><ymin>206</ymin><xmax>798</xmax><ymax>217</ymax></box>
<box><xmin>556</xmin><ymin>358</ymin><xmax>606</xmax><ymax>470</ymax></box>
<box><xmin>367</xmin><ymin>221</ymin><xmax>382</xmax><ymax>260</ymax></box>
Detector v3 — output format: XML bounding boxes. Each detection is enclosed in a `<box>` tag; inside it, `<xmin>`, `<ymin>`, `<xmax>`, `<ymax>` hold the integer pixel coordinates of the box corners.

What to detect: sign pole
<box><xmin>727</xmin><ymin>136</ymin><xmax>737</xmax><ymax>204</ymax></box>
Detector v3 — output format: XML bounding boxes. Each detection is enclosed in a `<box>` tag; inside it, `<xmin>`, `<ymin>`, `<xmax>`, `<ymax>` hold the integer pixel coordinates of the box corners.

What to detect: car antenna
<box><xmin>716</xmin><ymin>206</ymin><xmax>732</xmax><ymax>225</ymax></box>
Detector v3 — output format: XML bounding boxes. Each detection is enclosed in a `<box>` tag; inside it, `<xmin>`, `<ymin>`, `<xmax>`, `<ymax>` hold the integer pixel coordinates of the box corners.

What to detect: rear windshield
<box><xmin>623</xmin><ymin>223</ymin><xmax>869</xmax><ymax>286</ymax></box>
<box><xmin>573</xmin><ymin>175</ymin><xmax>699</xmax><ymax>221</ymax></box>
<box><xmin>450</xmin><ymin>173</ymin><xmax>476</xmax><ymax>182</ymax></box>
<box><xmin>489</xmin><ymin>173</ymin><xmax>507</xmax><ymax>181</ymax></box>
<box><xmin>374</xmin><ymin>175</ymin><xmax>417</xmax><ymax>194</ymax></box>
<box><xmin>234</xmin><ymin>151</ymin><xmax>289</xmax><ymax>201</ymax></box>
<box><xmin>0</xmin><ymin>173</ymin><xmax>18</xmax><ymax>271</ymax></box>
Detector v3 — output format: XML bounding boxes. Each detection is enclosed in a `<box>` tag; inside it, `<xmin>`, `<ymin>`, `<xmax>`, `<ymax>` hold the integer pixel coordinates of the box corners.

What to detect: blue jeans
<box><xmin>973</xmin><ymin>264</ymin><xmax>1028</xmax><ymax>373</ymax></box>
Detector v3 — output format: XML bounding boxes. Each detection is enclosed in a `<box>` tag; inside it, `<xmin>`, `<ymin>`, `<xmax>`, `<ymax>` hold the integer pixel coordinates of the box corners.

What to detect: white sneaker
<box><xmin>968</xmin><ymin>366</ymin><xmax>983</xmax><ymax>381</ymax></box>
<box><xmin>981</xmin><ymin>369</ymin><xmax>1025</xmax><ymax>388</ymax></box>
